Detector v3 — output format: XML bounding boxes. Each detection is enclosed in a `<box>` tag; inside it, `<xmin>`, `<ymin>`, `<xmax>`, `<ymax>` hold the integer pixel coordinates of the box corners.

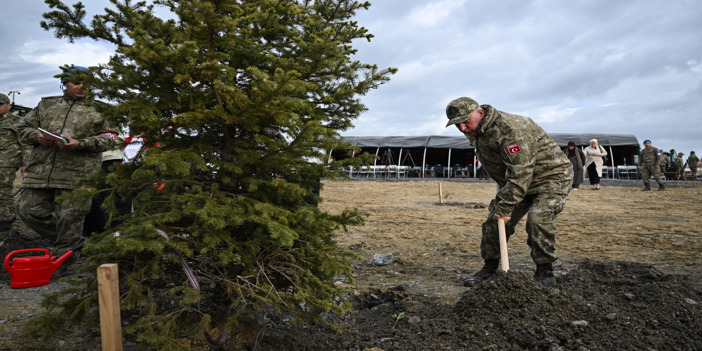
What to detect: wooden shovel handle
<box><xmin>498</xmin><ymin>218</ymin><xmax>509</xmax><ymax>272</ymax></box>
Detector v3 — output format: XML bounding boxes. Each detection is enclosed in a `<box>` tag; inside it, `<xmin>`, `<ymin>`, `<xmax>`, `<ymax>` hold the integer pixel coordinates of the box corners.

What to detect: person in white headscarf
<box><xmin>583</xmin><ymin>139</ymin><xmax>607</xmax><ymax>190</ymax></box>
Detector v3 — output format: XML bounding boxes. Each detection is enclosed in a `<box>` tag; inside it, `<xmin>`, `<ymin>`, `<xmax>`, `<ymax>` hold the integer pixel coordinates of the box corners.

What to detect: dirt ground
<box><xmin>1</xmin><ymin>178</ymin><xmax>701</xmax><ymax>350</ymax></box>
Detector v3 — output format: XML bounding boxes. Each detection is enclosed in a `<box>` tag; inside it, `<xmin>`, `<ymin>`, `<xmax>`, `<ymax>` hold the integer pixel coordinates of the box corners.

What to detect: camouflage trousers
<box><xmin>640</xmin><ymin>164</ymin><xmax>664</xmax><ymax>186</ymax></box>
<box><xmin>690</xmin><ymin>163</ymin><xmax>698</xmax><ymax>180</ymax></box>
<box><xmin>0</xmin><ymin>166</ymin><xmax>19</xmax><ymax>223</ymax></box>
<box><xmin>15</xmin><ymin>188</ymin><xmax>90</xmax><ymax>257</ymax></box>
<box><xmin>481</xmin><ymin>193</ymin><xmax>568</xmax><ymax>265</ymax></box>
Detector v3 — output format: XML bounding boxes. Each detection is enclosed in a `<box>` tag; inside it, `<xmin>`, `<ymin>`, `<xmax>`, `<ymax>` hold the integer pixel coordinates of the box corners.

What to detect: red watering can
<box><xmin>4</xmin><ymin>240</ymin><xmax>85</xmax><ymax>289</ymax></box>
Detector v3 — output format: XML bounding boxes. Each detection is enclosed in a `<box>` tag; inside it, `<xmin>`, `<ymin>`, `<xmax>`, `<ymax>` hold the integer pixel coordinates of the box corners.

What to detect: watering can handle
<box><xmin>4</xmin><ymin>248</ymin><xmax>51</xmax><ymax>271</ymax></box>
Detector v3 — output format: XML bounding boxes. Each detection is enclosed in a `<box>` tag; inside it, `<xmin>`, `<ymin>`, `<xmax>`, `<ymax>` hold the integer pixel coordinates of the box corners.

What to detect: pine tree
<box><xmin>37</xmin><ymin>0</ymin><xmax>395</xmax><ymax>348</ymax></box>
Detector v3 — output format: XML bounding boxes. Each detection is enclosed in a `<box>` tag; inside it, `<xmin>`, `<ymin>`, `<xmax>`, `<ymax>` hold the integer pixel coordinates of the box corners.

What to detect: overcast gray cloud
<box><xmin>351</xmin><ymin>0</ymin><xmax>702</xmax><ymax>156</ymax></box>
<box><xmin>2</xmin><ymin>1</ymin><xmax>701</xmax><ymax>155</ymax></box>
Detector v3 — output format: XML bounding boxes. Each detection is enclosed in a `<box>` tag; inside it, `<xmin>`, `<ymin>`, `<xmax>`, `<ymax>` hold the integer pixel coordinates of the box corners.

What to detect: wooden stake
<box><xmin>438</xmin><ymin>182</ymin><xmax>443</xmax><ymax>204</ymax></box>
<box><xmin>98</xmin><ymin>264</ymin><xmax>123</xmax><ymax>351</ymax></box>
<box><xmin>497</xmin><ymin>219</ymin><xmax>510</xmax><ymax>272</ymax></box>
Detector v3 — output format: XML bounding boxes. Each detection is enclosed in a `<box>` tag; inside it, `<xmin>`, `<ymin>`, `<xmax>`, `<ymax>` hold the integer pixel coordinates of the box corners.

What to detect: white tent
<box><xmin>338</xmin><ymin>134</ymin><xmax>640</xmax><ymax>178</ymax></box>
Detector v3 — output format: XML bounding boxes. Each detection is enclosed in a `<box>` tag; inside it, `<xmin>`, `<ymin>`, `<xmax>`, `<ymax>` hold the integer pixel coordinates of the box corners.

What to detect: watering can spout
<box><xmin>50</xmin><ymin>250</ymin><xmax>74</xmax><ymax>276</ymax></box>
<box><xmin>49</xmin><ymin>238</ymin><xmax>86</xmax><ymax>277</ymax></box>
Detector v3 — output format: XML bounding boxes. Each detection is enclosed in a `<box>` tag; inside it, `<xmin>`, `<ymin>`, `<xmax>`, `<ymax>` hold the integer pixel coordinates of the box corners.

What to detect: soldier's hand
<box><xmin>37</xmin><ymin>132</ymin><xmax>58</xmax><ymax>146</ymax></box>
<box><xmin>494</xmin><ymin>214</ymin><xmax>511</xmax><ymax>223</ymax></box>
<box><xmin>56</xmin><ymin>136</ymin><xmax>80</xmax><ymax>151</ymax></box>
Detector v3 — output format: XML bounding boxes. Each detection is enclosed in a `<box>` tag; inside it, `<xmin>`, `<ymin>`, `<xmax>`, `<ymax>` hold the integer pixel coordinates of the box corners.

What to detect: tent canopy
<box><xmin>342</xmin><ymin>134</ymin><xmax>639</xmax><ymax>149</ymax></box>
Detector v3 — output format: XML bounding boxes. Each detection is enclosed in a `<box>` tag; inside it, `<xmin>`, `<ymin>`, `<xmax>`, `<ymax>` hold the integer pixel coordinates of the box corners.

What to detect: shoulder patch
<box><xmin>507</xmin><ymin>143</ymin><xmax>521</xmax><ymax>155</ymax></box>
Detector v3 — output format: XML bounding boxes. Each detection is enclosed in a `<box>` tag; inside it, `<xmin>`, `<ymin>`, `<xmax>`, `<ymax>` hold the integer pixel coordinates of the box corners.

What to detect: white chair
<box><xmin>385</xmin><ymin>165</ymin><xmax>397</xmax><ymax>178</ymax></box>
<box><xmin>397</xmin><ymin>166</ymin><xmax>409</xmax><ymax>178</ymax></box>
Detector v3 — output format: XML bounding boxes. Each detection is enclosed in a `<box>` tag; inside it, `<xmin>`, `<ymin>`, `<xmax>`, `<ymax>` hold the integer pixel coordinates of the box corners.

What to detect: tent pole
<box><xmin>374</xmin><ymin>147</ymin><xmax>379</xmax><ymax>178</ymax></box>
<box><xmin>351</xmin><ymin>150</ymin><xmax>355</xmax><ymax>178</ymax></box>
<box><xmin>473</xmin><ymin>154</ymin><xmax>477</xmax><ymax>178</ymax></box>
<box><xmin>447</xmin><ymin>149</ymin><xmax>452</xmax><ymax>178</ymax></box>
<box><xmin>397</xmin><ymin>147</ymin><xmax>403</xmax><ymax>178</ymax></box>
<box><xmin>422</xmin><ymin>148</ymin><xmax>427</xmax><ymax>178</ymax></box>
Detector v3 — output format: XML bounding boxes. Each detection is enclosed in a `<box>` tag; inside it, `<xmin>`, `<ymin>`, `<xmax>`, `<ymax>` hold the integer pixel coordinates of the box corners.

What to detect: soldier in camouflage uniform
<box><xmin>445</xmin><ymin>97</ymin><xmax>573</xmax><ymax>286</ymax></box>
<box><xmin>637</xmin><ymin>140</ymin><xmax>664</xmax><ymax>191</ymax></box>
<box><xmin>674</xmin><ymin>152</ymin><xmax>685</xmax><ymax>180</ymax></box>
<box><xmin>688</xmin><ymin>151</ymin><xmax>699</xmax><ymax>181</ymax></box>
<box><xmin>0</xmin><ymin>93</ymin><xmax>31</xmax><ymax>233</ymax></box>
<box><xmin>16</xmin><ymin>66</ymin><xmax>117</xmax><ymax>258</ymax></box>
<box><xmin>657</xmin><ymin>149</ymin><xmax>669</xmax><ymax>178</ymax></box>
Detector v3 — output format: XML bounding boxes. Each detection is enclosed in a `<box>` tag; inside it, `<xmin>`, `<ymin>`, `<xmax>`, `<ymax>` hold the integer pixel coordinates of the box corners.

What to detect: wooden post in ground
<box><xmin>98</xmin><ymin>263</ymin><xmax>123</xmax><ymax>351</ymax></box>
<box><xmin>438</xmin><ymin>182</ymin><xmax>443</xmax><ymax>204</ymax></box>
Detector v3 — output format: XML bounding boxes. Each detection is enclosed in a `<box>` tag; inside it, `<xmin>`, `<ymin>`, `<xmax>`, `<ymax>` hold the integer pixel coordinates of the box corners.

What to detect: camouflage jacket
<box><xmin>17</xmin><ymin>92</ymin><xmax>117</xmax><ymax>189</ymax></box>
<box><xmin>674</xmin><ymin>156</ymin><xmax>684</xmax><ymax>169</ymax></box>
<box><xmin>658</xmin><ymin>153</ymin><xmax>669</xmax><ymax>169</ymax></box>
<box><xmin>0</xmin><ymin>111</ymin><xmax>31</xmax><ymax>168</ymax></box>
<box><xmin>467</xmin><ymin>105</ymin><xmax>573</xmax><ymax>217</ymax></box>
<box><xmin>638</xmin><ymin>147</ymin><xmax>659</xmax><ymax>167</ymax></box>
<box><xmin>688</xmin><ymin>154</ymin><xmax>700</xmax><ymax>166</ymax></box>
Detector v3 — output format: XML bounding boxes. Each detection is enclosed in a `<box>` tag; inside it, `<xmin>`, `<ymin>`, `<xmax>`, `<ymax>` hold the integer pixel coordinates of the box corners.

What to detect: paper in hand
<box><xmin>38</xmin><ymin>127</ymin><xmax>69</xmax><ymax>144</ymax></box>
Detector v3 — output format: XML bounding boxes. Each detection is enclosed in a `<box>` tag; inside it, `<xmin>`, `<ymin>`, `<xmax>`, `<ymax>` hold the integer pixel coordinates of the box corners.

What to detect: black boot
<box><xmin>463</xmin><ymin>259</ymin><xmax>499</xmax><ymax>287</ymax></box>
<box><xmin>658</xmin><ymin>184</ymin><xmax>665</xmax><ymax>191</ymax></box>
<box><xmin>534</xmin><ymin>263</ymin><xmax>555</xmax><ymax>285</ymax></box>
<box><xmin>640</xmin><ymin>185</ymin><xmax>651</xmax><ymax>191</ymax></box>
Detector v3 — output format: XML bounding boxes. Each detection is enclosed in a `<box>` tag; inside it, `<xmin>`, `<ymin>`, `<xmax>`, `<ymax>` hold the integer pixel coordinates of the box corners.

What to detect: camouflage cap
<box><xmin>445</xmin><ymin>97</ymin><xmax>479</xmax><ymax>127</ymax></box>
<box><xmin>0</xmin><ymin>93</ymin><xmax>10</xmax><ymax>104</ymax></box>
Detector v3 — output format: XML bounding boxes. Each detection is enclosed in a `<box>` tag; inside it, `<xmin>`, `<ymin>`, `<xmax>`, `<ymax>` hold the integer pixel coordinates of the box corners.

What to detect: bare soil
<box><xmin>1</xmin><ymin>178</ymin><xmax>701</xmax><ymax>350</ymax></box>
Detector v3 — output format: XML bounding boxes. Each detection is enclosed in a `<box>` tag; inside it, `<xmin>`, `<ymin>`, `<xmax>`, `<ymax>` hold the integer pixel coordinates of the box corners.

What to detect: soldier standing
<box><xmin>657</xmin><ymin>149</ymin><xmax>669</xmax><ymax>178</ymax></box>
<box><xmin>15</xmin><ymin>66</ymin><xmax>117</xmax><ymax>261</ymax></box>
<box><xmin>674</xmin><ymin>152</ymin><xmax>685</xmax><ymax>180</ymax></box>
<box><xmin>445</xmin><ymin>97</ymin><xmax>573</xmax><ymax>286</ymax></box>
<box><xmin>0</xmin><ymin>93</ymin><xmax>31</xmax><ymax>234</ymax></box>
<box><xmin>637</xmin><ymin>140</ymin><xmax>665</xmax><ymax>191</ymax></box>
<box><xmin>688</xmin><ymin>151</ymin><xmax>700</xmax><ymax>181</ymax></box>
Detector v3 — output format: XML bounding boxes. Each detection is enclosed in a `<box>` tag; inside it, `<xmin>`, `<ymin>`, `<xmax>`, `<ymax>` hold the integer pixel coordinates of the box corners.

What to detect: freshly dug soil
<box><xmin>1</xmin><ymin>178</ymin><xmax>701</xmax><ymax>350</ymax></box>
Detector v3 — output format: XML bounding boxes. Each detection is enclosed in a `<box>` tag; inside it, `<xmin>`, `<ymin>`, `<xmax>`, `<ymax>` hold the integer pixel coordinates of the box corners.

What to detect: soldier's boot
<box><xmin>463</xmin><ymin>259</ymin><xmax>499</xmax><ymax>287</ymax></box>
<box><xmin>640</xmin><ymin>185</ymin><xmax>651</xmax><ymax>191</ymax></box>
<box><xmin>534</xmin><ymin>262</ymin><xmax>555</xmax><ymax>286</ymax></box>
<box><xmin>658</xmin><ymin>184</ymin><xmax>665</xmax><ymax>191</ymax></box>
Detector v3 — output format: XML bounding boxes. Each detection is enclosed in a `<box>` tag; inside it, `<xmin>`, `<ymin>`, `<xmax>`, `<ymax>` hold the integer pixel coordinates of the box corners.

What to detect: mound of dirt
<box><xmin>253</xmin><ymin>259</ymin><xmax>702</xmax><ymax>350</ymax></box>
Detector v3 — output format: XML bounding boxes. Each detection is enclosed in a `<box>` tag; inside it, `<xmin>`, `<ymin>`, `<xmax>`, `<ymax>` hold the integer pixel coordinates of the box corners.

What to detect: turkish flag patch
<box><xmin>101</xmin><ymin>132</ymin><xmax>119</xmax><ymax>141</ymax></box>
<box><xmin>507</xmin><ymin>143</ymin><xmax>521</xmax><ymax>155</ymax></box>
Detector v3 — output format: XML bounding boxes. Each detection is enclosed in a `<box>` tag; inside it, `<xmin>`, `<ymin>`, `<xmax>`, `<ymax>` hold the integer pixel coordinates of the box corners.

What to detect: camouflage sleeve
<box><xmin>16</xmin><ymin>105</ymin><xmax>41</xmax><ymax>147</ymax></box>
<box><xmin>76</xmin><ymin>118</ymin><xmax>118</xmax><ymax>153</ymax></box>
<box><xmin>494</xmin><ymin>133</ymin><xmax>536</xmax><ymax>217</ymax></box>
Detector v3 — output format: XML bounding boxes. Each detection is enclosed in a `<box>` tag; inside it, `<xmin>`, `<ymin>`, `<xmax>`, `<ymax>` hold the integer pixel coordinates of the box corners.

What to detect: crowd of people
<box><xmin>563</xmin><ymin>137</ymin><xmax>699</xmax><ymax>193</ymax></box>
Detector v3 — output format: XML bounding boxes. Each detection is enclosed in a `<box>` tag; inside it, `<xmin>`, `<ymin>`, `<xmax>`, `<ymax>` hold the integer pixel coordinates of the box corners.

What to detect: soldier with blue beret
<box><xmin>637</xmin><ymin>140</ymin><xmax>665</xmax><ymax>191</ymax></box>
<box><xmin>15</xmin><ymin>65</ymin><xmax>118</xmax><ymax>262</ymax></box>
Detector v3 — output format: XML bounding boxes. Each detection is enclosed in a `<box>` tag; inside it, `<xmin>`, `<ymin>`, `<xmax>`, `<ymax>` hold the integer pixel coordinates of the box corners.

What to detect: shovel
<box><xmin>498</xmin><ymin>218</ymin><xmax>509</xmax><ymax>272</ymax></box>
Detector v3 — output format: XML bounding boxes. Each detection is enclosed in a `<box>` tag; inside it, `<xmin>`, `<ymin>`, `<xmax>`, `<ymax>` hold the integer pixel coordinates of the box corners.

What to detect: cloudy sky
<box><xmin>2</xmin><ymin>1</ymin><xmax>701</xmax><ymax>155</ymax></box>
